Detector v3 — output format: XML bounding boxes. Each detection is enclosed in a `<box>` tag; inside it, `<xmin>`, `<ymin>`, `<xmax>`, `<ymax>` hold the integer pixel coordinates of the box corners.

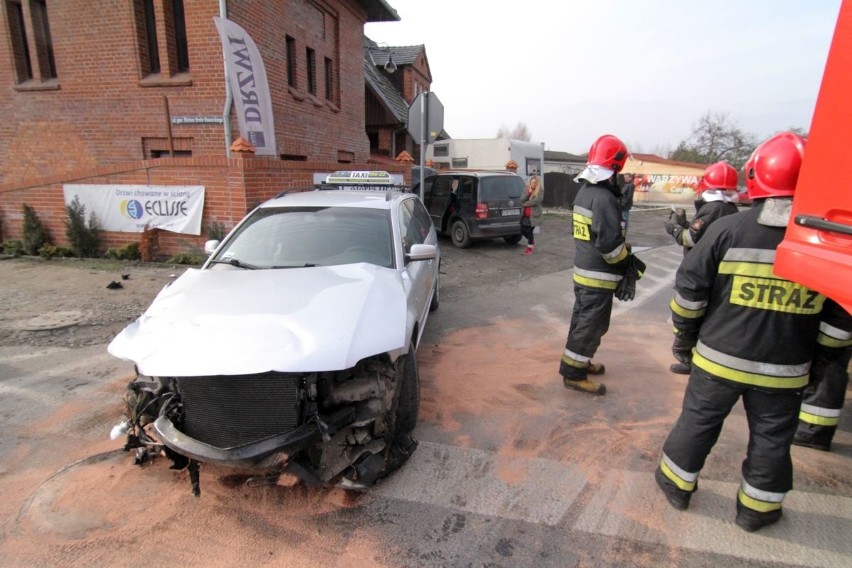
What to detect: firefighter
<box><xmin>666</xmin><ymin>161</ymin><xmax>740</xmax><ymax>375</ymax></box>
<box><xmin>793</xmin><ymin>299</ymin><xmax>852</xmax><ymax>452</ymax></box>
<box><xmin>655</xmin><ymin>131</ymin><xmax>852</xmax><ymax>532</ymax></box>
<box><xmin>665</xmin><ymin>161</ymin><xmax>740</xmax><ymax>254</ymax></box>
<box><xmin>559</xmin><ymin>134</ymin><xmax>638</xmax><ymax>395</ymax></box>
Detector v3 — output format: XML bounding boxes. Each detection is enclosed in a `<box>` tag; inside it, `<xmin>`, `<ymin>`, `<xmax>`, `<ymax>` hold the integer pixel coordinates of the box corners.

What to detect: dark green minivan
<box><xmin>417</xmin><ymin>170</ymin><xmax>526</xmax><ymax>248</ymax></box>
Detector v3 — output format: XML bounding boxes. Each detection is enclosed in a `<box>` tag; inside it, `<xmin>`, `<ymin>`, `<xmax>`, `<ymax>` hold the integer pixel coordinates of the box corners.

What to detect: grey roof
<box><xmin>365</xmin><ymin>38</ymin><xmax>427</xmax><ymax>71</ymax></box>
<box><xmin>357</xmin><ymin>0</ymin><xmax>400</xmax><ymax>22</ymax></box>
<box><xmin>364</xmin><ymin>56</ymin><xmax>409</xmax><ymax>123</ymax></box>
<box><xmin>364</xmin><ymin>37</ymin><xmax>431</xmax><ymax>124</ymax></box>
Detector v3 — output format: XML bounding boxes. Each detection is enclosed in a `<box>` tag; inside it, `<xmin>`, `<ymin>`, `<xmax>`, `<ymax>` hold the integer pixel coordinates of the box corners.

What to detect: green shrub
<box><xmin>65</xmin><ymin>196</ymin><xmax>101</xmax><ymax>257</ymax></box>
<box><xmin>105</xmin><ymin>242</ymin><xmax>141</xmax><ymax>260</ymax></box>
<box><xmin>1</xmin><ymin>239</ymin><xmax>23</xmax><ymax>256</ymax></box>
<box><xmin>22</xmin><ymin>204</ymin><xmax>51</xmax><ymax>255</ymax></box>
<box><xmin>167</xmin><ymin>252</ymin><xmax>204</xmax><ymax>265</ymax></box>
<box><xmin>39</xmin><ymin>244</ymin><xmax>75</xmax><ymax>259</ymax></box>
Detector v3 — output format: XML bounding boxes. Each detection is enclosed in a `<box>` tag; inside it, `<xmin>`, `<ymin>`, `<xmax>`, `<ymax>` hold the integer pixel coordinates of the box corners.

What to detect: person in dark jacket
<box><xmin>520</xmin><ymin>175</ymin><xmax>544</xmax><ymax>255</ymax></box>
<box><xmin>665</xmin><ymin>161</ymin><xmax>740</xmax><ymax>254</ymax></box>
<box><xmin>559</xmin><ymin>134</ymin><xmax>640</xmax><ymax>395</ymax></box>
<box><xmin>655</xmin><ymin>132</ymin><xmax>852</xmax><ymax>532</ymax></box>
<box><xmin>793</xmin><ymin>299</ymin><xmax>852</xmax><ymax>452</ymax></box>
<box><xmin>666</xmin><ymin>161</ymin><xmax>741</xmax><ymax>375</ymax></box>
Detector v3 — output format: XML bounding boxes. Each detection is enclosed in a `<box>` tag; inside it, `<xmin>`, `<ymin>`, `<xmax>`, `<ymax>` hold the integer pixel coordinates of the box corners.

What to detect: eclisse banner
<box><xmin>214</xmin><ymin>16</ymin><xmax>277</xmax><ymax>156</ymax></box>
<box><xmin>63</xmin><ymin>184</ymin><xmax>205</xmax><ymax>235</ymax></box>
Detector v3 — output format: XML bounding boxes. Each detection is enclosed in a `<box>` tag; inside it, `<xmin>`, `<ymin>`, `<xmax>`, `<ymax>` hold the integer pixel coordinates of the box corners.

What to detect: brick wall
<box><xmin>0</xmin><ymin>0</ymin><xmax>402</xmax><ymax>256</ymax></box>
<box><xmin>0</xmin><ymin>156</ymin><xmax>408</xmax><ymax>258</ymax></box>
<box><xmin>0</xmin><ymin>0</ymin><xmax>374</xmax><ymax>185</ymax></box>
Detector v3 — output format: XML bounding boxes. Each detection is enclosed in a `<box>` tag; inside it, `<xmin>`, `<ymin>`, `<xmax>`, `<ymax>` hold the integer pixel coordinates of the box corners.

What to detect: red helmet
<box><xmin>746</xmin><ymin>131</ymin><xmax>806</xmax><ymax>199</ymax></box>
<box><xmin>701</xmin><ymin>161</ymin><xmax>738</xmax><ymax>191</ymax></box>
<box><xmin>587</xmin><ymin>134</ymin><xmax>629</xmax><ymax>172</ymax></box>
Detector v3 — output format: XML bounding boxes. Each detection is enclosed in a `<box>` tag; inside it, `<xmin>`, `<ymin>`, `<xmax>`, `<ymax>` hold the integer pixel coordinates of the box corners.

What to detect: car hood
<box><xmin>108</xmin><ymin>264</ymin><xmax>407</xmax><ymax>377</ymax></box>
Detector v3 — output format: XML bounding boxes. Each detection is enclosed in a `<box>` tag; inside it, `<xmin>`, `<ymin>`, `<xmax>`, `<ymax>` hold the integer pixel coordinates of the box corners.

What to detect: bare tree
<box><xmin>496</xmin><ymin>122</ymin><xmax>532</xmax><ymax>141</ymax></box>
<box><xmin>669</xmin><ymin>111</ymin><xmax>758</xmax><ymax>171</ymax></box>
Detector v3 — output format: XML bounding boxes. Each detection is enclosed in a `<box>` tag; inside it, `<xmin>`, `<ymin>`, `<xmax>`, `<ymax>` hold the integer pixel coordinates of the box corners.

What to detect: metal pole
<box><xmin>419</xmin><ymin>93</ymin><xmax>427</xmax><ymax>201</ymax></box>
<box><xmin>219</xmin><ymin>0</ymin><xmax>233</xmax><ymax>157</ymax></box>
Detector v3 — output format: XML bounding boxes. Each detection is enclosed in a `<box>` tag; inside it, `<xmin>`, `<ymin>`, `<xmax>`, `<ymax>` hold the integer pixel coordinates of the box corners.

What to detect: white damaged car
<box><xmin>108</xmin><ymin>173</ymin><xmax>440</xmax><ymax>493</ymax></box>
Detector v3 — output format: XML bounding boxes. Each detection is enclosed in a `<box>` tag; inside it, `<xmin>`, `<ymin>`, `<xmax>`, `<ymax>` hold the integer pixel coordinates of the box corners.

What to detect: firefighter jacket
<box><xmin>671</xmin><ymin>198</ymin><xmax>739</xmax><ymax>249</ymax></box>
<box><xmin>670</xmin><ymin>198</ymin><xmax>852</xmax><ymax>390</ymax></box>
<box><xmin>572</xmin><ymin>181</ymin><xmax>629</xmax><ymax>291</ymax></box>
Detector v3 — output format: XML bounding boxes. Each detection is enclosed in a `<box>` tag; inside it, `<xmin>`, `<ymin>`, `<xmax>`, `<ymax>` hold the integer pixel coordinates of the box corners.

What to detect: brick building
<box><xmin>0</xmin><ymin>0</ymin><xmax>418</xmax><ymax>256</ymax></box>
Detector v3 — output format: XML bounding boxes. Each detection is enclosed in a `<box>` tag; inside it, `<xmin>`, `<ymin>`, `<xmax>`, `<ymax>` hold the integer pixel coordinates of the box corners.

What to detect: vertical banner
<box><xmin>213</xmin><ymin>17</ymin><xmax>277</xmax><ymax>156</ymax></box>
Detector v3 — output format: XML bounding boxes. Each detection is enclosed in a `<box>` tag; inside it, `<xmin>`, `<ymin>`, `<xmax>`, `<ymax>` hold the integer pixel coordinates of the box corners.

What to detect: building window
<box><xmin>306</xmin><ymin>47</ymin><xmax>316</xmax><ymax>95</ymax></box>
<box><xmin>6</xmin><ymin>0</ymin><xmax>32</xmax><ymax>83</ymax></box>
<box><xmin>134</xmin><ymin>0</ymin><xmax>189</xmax><ymax>79</ymax></box>
<box><xmin>6</xmin><ymin>0</ymin><xmax>57</xmax><ymax>83</ymax></box>
<box><xmin>138</xmin><ymin>0</ymin><xmax>160</xmax><ymax>74</ymax></box>
<box><xmin>286</xmin><ymin>36</ymin><xmax>296</xmax><ymax>87</ymax></box>
<box><xmin>324</xmin><ymin>57</ymin><xmax>333</xmax><ymax>101</ymax></box>
<box><xmin>30</xmin><ymin>0</ymin><xmax>56</xmax><ymax>79</ymax></box>
<box><xmin>170</xmin><ymin>0</ymin><xmax>189</xmax><ymax>73</ymax></box>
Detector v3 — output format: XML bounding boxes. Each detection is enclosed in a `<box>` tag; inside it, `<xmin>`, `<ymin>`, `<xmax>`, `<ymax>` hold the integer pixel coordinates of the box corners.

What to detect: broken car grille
<box><xmin>175</xmin><ymin>373</ymin><xmax>302</xmax><ymax>449</ymax></box>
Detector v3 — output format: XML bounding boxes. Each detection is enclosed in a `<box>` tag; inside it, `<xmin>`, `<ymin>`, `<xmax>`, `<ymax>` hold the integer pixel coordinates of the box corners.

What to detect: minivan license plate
<box><xmin>502</xmin><ymin>208</ymin><xmax>520</xmax><ymax>216</ymax></box>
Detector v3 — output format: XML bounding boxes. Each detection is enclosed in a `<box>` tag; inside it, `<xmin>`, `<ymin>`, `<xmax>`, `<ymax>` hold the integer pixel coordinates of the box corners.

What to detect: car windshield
<box><xmin>480</xmin><ymin>176</ymin><xmax>525</xmax><ymax>200</ymax></box>
<box><xmin>211</xmin><ymin>206</ymin><xmax>394</xmax><ymax>269</ymax></box>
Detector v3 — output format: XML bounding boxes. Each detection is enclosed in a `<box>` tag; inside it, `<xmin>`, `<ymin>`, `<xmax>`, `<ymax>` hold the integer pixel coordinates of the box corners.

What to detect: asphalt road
<box><xmin>0</xmin><ymin>205</ymin><xmax>850</xmax><ymax>567</ymax></box>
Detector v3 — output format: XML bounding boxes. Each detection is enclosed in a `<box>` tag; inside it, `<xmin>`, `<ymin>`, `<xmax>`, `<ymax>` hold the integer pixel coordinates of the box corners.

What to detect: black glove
<box><xmin>615</xmin><ymin>254</ymin><xmax>645</xmax><ymax>301</ymax></box>
<box><xmin>615</xmin><ymin>270</ymin><xmax>636</xmax><ymax>301</ymax></box>
<box><xmin>672</xmin><ymin>331</ymin><xmax>696</xmax><ymax>363</ymax></box>
<box><xmin>674</xmin><ymin>208</ymin><xmax>688</xmax><ymax>228</ymax></box>
<box><xmin>664</xmin><ymin>220</ymin><xmax>677</xmax><ymax>236</ymax></box>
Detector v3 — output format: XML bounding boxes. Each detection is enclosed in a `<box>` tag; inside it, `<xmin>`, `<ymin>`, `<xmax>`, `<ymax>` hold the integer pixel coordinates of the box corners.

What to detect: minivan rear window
<box><xmin>480</xmin><ymin>176</ymin><xmax>525</xmax><ymax>200</ymax></box>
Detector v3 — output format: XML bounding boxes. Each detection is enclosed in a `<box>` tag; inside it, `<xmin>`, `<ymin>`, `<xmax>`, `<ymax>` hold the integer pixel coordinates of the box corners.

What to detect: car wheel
<box><xmin>393</xmin><ymin>349</ymin><xmax>420</xmax><ymax>434</ymax></box>
<box><xmin>450</xmin><ymin>219</ymin><xmax>472</xmax><ymax>248</ymax></box>
<box><xmin>429</xmin><ymin>270</ymin><xmax>440</xmax><ymax>312</ymax></box>
<box><xmin>503</xmin><ymin>234</ymin><xmax>523</xmax><ymax>245</ymax></box>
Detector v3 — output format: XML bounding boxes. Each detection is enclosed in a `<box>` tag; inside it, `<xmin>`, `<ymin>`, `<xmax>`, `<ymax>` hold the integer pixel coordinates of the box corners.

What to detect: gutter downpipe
<box><xmin>219</xmin><ymin>0</ymin><xmax>233</xmax><ymax>157</ymax></box>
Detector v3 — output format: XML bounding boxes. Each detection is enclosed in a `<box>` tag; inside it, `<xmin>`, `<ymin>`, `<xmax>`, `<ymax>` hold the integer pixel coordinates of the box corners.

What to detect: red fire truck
<box><xmin>775</xmin><ymin>0</ymin><xmax>852</xmax><ymax>315</ymax></box>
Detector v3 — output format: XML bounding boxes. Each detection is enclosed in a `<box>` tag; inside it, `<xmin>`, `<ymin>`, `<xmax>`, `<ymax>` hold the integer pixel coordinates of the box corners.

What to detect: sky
<box><xmin>365</xmin><ymin>0</ymin><xmax>841</xmax><ymax>156</ymax></box>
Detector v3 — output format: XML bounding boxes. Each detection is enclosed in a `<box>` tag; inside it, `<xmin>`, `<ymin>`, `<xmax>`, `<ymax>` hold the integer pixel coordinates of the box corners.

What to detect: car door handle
<box><xmin>795</xmin><ymin>214</ymin><xmax>852</xmax><ymax>236</ymax></box>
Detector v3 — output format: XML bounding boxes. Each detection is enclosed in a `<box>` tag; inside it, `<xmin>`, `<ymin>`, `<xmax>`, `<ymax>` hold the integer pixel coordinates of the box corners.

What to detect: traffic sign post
<box><xmin>408</xmin><ymin>92</ymin><xmax>444</xmax><ymax>200</ymax></box>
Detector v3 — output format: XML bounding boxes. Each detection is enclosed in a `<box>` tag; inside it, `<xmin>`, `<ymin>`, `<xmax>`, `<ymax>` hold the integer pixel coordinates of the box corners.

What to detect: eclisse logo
<box><xmin>120</xmin><ymin>200</ymin><xmax>145</xmax><ymax>220</ymax></box>
<box><xmin>120</xmin><ymin>199</ymin><xmax>189</xmax><ymax>219</ymax></box>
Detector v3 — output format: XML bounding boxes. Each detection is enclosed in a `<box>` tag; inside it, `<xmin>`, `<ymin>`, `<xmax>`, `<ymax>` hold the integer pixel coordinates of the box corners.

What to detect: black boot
<box><xmin>735</xmin><ymin>501</ymin><xmax>782</xmax><ymax>532</ymax></box>
<box><xmin>792</xmin><ymin>430</ymin><xmax>832</xmax><ymax>452</ymax></box>
<box><xmin>655</xmin><ymin>466</ymin><xmax>694</xmax><ymax>510</ymax></box>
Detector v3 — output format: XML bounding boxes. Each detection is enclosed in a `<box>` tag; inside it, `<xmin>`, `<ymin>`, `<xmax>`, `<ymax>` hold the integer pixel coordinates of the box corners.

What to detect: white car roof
<box><xmin>259</xmin><ymin>189</ymin><xmax>410</xmax><ymax>211</ymax></box>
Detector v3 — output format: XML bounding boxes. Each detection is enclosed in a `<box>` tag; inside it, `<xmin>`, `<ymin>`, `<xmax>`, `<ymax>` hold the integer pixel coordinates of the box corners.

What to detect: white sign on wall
<box><xmin>63</xmin><ymin>184</ymin><xmax>205</xmax><ymax>235</ymax></box>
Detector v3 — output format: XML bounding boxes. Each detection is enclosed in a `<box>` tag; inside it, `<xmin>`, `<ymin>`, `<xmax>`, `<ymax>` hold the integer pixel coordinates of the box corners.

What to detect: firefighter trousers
<box><xmin>662</xmin><ymin>367</ymin><xmax>802</xmax><ymax>503</ymax></box>
<box><xmin>560</xmin><ymin>285</ymin><xmax>613</xmax><ymax>380</ymax></box>
<box><xmin>797</xmin><ymin>349</ymin><xmax>851</xmax><ymax>445</ymax></box>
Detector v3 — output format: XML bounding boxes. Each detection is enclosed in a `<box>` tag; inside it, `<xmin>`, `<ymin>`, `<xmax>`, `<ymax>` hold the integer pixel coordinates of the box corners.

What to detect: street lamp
<box><xmin>368</xmin><ymin>42</ymin><xmax>397</xmax><ymax>74</ymax></box>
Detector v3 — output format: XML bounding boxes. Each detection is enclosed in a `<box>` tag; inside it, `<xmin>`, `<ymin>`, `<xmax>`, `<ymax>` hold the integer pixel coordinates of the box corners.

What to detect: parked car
<box><xmin>108</xmin><ymin>172</ymin><xmax>441</xmax><ymax>492</ymax></box>
<box><xmin>415</xmin><ymin>170</ymin><xmax>526</xmax><ymax>248</ymax></box>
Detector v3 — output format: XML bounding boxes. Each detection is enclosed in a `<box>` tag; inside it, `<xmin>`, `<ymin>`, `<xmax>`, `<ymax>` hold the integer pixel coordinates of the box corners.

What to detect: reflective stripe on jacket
<box><xmin>572</xmin><ymin>182</ymin><xmax>627</xmax><ymax>290</ymax></box>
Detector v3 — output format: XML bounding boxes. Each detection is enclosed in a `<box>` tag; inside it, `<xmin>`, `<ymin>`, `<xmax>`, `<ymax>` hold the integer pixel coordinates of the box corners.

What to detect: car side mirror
<box><xmin>204</xmin><ymin>240</ymin><xmax>220</xmax><ymax>255</ymax></box>
<box><xmin>405</xmin><ymin>243</ymin><xmax>437</xmax><ymax>263</ymax></box>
